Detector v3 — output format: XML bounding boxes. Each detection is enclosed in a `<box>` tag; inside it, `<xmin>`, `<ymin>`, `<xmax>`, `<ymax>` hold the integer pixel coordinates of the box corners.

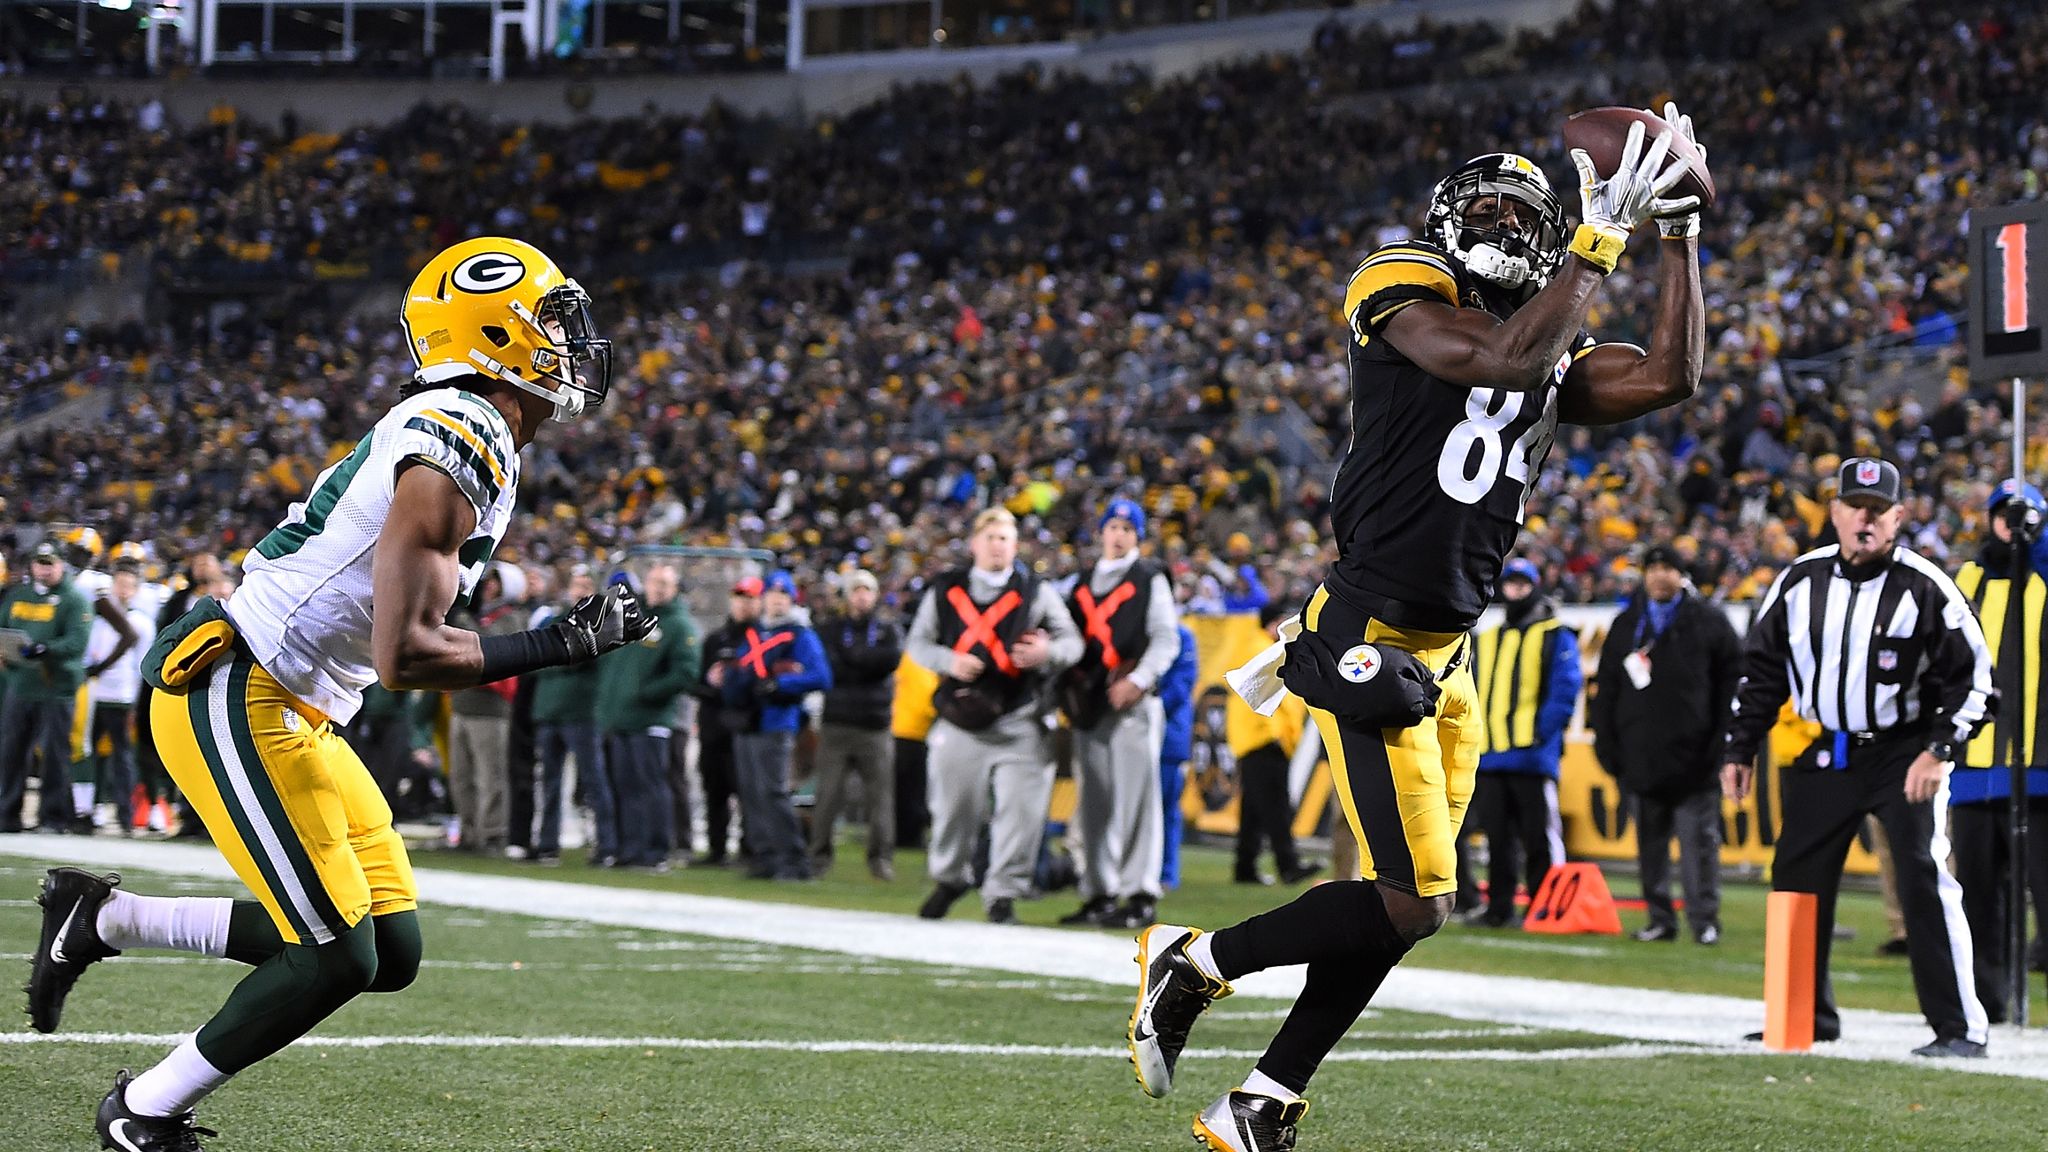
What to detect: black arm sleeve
<box><xmin>477</xmin><ymin>625</ymin><xmax>576</xmax><ymax>682</ymax></box>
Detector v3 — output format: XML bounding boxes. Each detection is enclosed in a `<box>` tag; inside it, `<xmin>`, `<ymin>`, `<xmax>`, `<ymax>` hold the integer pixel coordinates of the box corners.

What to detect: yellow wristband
<box><xmin>1569</xmin><ymin>223</ymin><xmax>1627</xmax><ymax>273</ymax></box>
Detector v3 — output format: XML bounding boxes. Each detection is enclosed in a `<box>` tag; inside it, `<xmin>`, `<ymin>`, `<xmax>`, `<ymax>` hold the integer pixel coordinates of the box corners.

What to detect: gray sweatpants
<box><xmin>1072</xmin><ymin>696</ymin><xmax>1165</xmax><ymax>901</ymax></box>
<box><xmin>1635</xmin><ymin>787</ymin><xmax>1722</xmax><ymax>932</ymax></box>
<box><xmin>810</xmin><ymin>723</ymin><xmax>895</xmax><ymax>864</ymax></box>
<box><xmin>448</xmin><ymin>712</ymin><xmax>510</xmax><ymax>848</ymax></box>
<box><xmin>926</xmin><ymin>712</ymin><xmax>1054</xmax><ymax>906</ymax></box>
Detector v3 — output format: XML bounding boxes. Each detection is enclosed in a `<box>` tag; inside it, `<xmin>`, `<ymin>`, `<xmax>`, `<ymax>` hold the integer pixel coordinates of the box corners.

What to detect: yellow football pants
<box><xmin>1302</xmin><ymin>586</ymin><xmax>1482</xmax><ymax>899</ymax></box>
<box><xmin>149</xmin><ymin>649</ymin><xmax>416</xmax><ymax>945</ymax></box>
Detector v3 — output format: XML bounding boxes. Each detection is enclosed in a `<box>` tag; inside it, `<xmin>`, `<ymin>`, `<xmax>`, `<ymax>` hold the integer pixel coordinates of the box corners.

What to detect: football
<box><xmin>1562</xmin><ymin>105</ymin><xmax>1716</xmax><ymax>209</ymax></box>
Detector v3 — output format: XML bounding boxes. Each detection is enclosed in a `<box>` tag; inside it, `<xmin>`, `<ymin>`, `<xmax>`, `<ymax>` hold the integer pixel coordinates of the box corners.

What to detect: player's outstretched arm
<box><xmin>372</xmin><ymin>462</ymin><xmax>489</xmax><ymax>689</ymax></box>
<box><xmin>371</xmin><ymin>462</ymin><xmax>659</xmax><ymax>691</ymax></box>
<box><xmin>1559</xmin><ymin>102</ymin><xmax>1708</xmax><ymax>425</ymax></box>
<box><xmin>1556</xmin><ymin>235</ymin><xmax>1704</xmax><ymax>425</ymax></box>
<box><xmin>1382</xmin><ymin>116</ymin><xmax>1686</xmax><ymax>394</ymax></box>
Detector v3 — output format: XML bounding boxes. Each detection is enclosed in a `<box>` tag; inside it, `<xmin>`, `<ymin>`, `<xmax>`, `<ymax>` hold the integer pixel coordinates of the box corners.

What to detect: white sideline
<box><xmin>7</xmin><ymin>835</ymin><xmax>2047</xmax><ymax>1080</ymax></box>
<box><xmin>0</xmin><ymin>1031</ymin><xmax>1701</xmax><ymax>1065</ymax></box>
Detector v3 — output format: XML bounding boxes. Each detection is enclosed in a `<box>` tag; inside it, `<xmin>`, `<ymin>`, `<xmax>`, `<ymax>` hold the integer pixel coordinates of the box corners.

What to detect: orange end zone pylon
<box><xmin>1763</xmin><ymin>891</ymin><xmax>1818</xmax><ymax>1052</ymax></box>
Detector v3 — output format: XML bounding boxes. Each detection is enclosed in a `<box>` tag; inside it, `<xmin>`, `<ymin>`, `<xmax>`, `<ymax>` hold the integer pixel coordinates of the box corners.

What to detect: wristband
<box><xmin>1568</xmin><ymin>223</ymin><xmax>1627</xmax><ymax>273</ymax></box>
<box><xmin>1925</xmin><ymin>738</ymin><xmax>1956</xmax><ymax>763</ymax></box>
<box><xmin>477</xmin><ymin>624</ymin><xmax>576</xmax><ymax>683</ymax></box>
<box><xmin>1657</xmin><ymin>214</ymin><xmax>1700</xmax><ymax>240</ymax></box>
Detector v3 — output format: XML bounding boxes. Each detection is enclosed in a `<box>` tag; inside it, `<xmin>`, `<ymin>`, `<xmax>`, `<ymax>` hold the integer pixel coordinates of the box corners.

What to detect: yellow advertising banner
<box><xmin>1169</xmin><ymin>604</ymin><xmax>1877</xmax><ymax>876</ymax></box>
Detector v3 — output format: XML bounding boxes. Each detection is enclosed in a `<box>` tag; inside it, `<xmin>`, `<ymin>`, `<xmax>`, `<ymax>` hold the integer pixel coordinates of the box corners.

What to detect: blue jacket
<box><xmin>1477</xmin><ymin>618</ymin><xmax>1582</xmax><ymax>779</ymax></box>
<box><xmin>1223</xmin><ymin>564</ymin><xmax>1270</xmax><ymax>614</ymax></box>
<box><xmin>721</xmin><ymin>619</ymin><xmax>832</xmax><ymax>733</ymax></box>
<box><xmin>1158</xmin><ymin>624</ymin><xmax>1199</xmax><ymax>765</ymax></box>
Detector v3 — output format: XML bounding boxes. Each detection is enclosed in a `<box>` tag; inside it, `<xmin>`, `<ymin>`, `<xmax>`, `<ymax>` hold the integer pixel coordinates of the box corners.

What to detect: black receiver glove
<box><xmin>1279</xmin><ymin>628</ymin><xmax>1441</xmax><ymax>730</ymax></box>
<box><xmin>554</xmin><ymin>584</ymin><xmax>660</xmax><ymax>661</ymax></box>
<box><xmin>477</xmin><ymin>584</ymin><xmax>659</xmax><ymax>682</ymax></box>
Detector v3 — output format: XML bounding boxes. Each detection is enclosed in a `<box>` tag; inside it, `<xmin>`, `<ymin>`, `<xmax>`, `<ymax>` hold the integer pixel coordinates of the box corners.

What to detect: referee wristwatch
<box><xmin>1925</xmin><ymin>738</ymin><xmax>1956</xmax><ymax>764</ymax></box>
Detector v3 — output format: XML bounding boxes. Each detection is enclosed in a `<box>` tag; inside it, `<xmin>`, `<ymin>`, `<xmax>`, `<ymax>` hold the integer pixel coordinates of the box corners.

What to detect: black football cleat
<box><xmin>1129</xmin><ymin>925</ymin><xmax>1232</xmax><ymax>1098</ymax></box>
<box><xmin>28</xmin><ymin>867</ymin><xmax>122</xmax><ymax>1033</ymax></box>
<box><xmin>98</xmin><ymin>1070</ymin><xmax>217</xmax><ymax>1151</ymax></box>
<box><xmin>1194</xmin><ymin>1089</ymin><xmax>1309</xmax><ymax>1152</ymax></box>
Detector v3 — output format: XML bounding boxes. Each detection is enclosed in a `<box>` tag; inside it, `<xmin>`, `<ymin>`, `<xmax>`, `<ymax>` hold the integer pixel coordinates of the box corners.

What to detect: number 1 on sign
<box><xmin>1997</xmin><ymin>221</ymin><xmax>2029</xmax><ymax>334</ymax></box>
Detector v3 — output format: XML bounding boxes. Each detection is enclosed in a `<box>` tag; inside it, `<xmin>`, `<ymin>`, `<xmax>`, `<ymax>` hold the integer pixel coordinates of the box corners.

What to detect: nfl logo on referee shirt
<box><xmin>1878</xmin><ymin>650</ymin><xmax>1898</xmax><ymax>672</ymax></box>
<box><xmin>1338</xmin><ymin>645</ymin><xmax>1381</xmax><ymax>683</ymax></box>
<box><xmin>1856</xmin><ymin>460</ymin><xmax>1881</xmax><ymax>486</ymax></box>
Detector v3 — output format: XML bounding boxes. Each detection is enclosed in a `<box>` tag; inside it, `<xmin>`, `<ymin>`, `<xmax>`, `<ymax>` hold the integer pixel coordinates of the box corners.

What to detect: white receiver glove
<box><xmin>1567</xmin><ymin>118</ymin><xmax>1692</xmax><ymax>272</ymax></box>
<box><xmin>1648</xmin><ymin>100</ymin><xmax>1706</xmax><ymax>239</ymax></box>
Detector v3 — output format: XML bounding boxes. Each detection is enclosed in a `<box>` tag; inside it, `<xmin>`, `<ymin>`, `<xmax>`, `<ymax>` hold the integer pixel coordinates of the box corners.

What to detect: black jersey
<box><xmin>1324</xmin><ymin>240</ymin><xmax>1594</xmax><ymax>633</ymax></box>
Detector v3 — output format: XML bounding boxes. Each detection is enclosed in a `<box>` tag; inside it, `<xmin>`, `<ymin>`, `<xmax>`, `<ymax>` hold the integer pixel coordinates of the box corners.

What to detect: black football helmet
<box><xmin>1424</xmin><ymin>153</ymin><xmax>1567</xmax><ymax>302</ymax></box>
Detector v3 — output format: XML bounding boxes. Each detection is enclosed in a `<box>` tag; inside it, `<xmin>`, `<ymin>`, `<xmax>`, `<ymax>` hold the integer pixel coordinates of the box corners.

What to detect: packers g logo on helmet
<box><xmin>449</xmin><ymin>252</ymin><xmax>529</xmax><ymax>294</ymax></box>
<box><xmin>401</xmin><ymin>237</ymin><xmax>613</xmax><ymax>422</ymax></box>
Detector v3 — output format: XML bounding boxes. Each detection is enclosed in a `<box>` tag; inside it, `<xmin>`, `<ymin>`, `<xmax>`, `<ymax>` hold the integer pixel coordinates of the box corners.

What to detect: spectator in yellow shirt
<box><xmin>1226</xmin><ymin>604</ymin><xmax>1322</xmax><ymax>886</ymax></box>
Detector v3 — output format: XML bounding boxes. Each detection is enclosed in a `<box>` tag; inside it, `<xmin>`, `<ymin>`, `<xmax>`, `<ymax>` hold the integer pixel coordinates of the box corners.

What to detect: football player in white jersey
<box><xmin>27</xmin><ymin>238</ymin><xmax>656</xmax><ymax>1151</ymax></box>
<box><xmin>81</xmin><ymin>552</ymin><xmax>162</xmax><ymax>831</ymax></box>
<box><xmin>60</xmin><ymin>528</ymin><xmax>141</xmax><ymax>828</ymax></box>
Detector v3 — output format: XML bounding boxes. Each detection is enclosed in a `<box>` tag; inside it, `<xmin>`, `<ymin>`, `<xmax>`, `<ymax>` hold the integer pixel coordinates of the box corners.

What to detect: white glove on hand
<box><xmin>1568</xmin><ymin>119</ymin><xmax>1691</xmax><ymax>272</ymax></box>
<box><xmin>1648</xmin><ymin>100</ymin><xmax>1705</xmax><ymax>239</ymax></box>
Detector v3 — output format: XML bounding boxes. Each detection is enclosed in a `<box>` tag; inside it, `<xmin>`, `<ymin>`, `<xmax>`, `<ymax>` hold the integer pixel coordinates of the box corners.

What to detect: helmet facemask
<box><xmin>503</xmin><ymin>279</ymin><xmax>613</xmax><ymax>422</ymax></box>
<box><xmin>1426</xmin><ymin>156</ymin><xmax>1567</xmax><ymax>304</ymax></box>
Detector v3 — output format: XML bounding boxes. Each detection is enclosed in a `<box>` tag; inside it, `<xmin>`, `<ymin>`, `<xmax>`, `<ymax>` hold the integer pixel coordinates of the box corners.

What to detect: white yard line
<box><xmin>7</xmin><ymin>835</ymin><xmax>2046</xmax><ymax>1080</ymax></box>
<box><xmin>0</xmin><ymin>1030</ymin><xmax>1703</xmax><ymax>1065</ymax></box>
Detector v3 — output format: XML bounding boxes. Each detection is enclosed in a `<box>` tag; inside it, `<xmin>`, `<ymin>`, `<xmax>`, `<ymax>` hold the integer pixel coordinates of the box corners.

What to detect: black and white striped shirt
<box><xmin>1724</xmin><ymin>544</ymin><xmax>1995</xmax><ymax>763</ymax></box>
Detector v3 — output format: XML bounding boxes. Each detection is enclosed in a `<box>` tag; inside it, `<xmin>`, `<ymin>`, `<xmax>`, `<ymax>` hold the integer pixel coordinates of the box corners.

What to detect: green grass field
<box><xmin>409</xmin><ymin>834</ymin><xmax>2047</xmax><ymax>1019</ymax></box>
<box><xmin>2</xmin><ymin>849</ymin><xmax>2042</xmax><ymax>1151</ymax></box>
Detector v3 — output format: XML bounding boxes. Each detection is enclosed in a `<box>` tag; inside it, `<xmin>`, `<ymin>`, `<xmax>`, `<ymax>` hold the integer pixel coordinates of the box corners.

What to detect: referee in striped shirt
<box><xmin>1721</xmin><ymin>457</ymin><xmax>1995</xmax><ymax>1058</ymax></box>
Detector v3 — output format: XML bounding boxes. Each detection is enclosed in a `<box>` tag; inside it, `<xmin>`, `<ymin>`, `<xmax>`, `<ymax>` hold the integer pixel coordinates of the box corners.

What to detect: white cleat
<box><xmin>1129</xmin><ymin>924</ymin><xmax>1232</xmax><ymax>1098</ymax></box>
<box><xmin>1193</xmin><ymin>1089</ymin><xmax>1310</xmax><ymax>1152</ymax></box>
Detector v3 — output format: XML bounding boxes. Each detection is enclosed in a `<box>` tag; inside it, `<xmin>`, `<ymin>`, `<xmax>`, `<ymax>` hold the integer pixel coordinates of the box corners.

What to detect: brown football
<box><xmin>1562</xmin><ymin>106</ymin><xmax>1715</xmax><ymax>209</ymax></box>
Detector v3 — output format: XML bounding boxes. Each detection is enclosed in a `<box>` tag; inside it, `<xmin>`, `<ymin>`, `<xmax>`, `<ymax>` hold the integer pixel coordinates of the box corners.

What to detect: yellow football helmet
<box><xmin>111</xmin><ymin>541</ymin><xmax>147</xmax><ymax>568</ymax></box>
<box><xmin>60</xmin><ymin>526</ymin><xmax>104</xmax><ymax>566</ymax></box>
<box><xmin>400</xmin><ymin>237</ymin><xmax>612</xmax><ymax>421</ymax></box>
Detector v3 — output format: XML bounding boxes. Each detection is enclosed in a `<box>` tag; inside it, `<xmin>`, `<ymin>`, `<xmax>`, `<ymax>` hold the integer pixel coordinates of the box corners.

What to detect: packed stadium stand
<box><xmin>4</xmin><ymin>0</ymin><xmax>2041</xmax><ymax>615</ymax></box>
<box><xmin>10</xmin><ymin>2</ymin><xmax>2048</xmax><ymax>1149</ymax></box>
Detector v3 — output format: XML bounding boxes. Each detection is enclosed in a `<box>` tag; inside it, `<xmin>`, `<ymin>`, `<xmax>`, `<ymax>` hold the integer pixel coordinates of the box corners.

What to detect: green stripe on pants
<box><xmin>222</xmin><ymin>658</ymin><xmax>350</xmax><ymax>941</ymax></box>
<box><xmin>188</xmin><ymin>658</ymin><xmax>313</xmax><ymax>942</ymax></box>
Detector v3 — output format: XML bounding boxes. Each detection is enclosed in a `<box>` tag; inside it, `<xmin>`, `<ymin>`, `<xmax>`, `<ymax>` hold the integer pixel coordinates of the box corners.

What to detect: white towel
<box><xmin>1224</xmin><ymin>614</ymin><xmax>1302</xmax><ymax>716</ymax></box>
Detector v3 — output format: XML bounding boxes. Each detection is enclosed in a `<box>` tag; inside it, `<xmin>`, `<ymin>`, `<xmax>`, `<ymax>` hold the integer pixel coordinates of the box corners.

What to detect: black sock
<box><xmin>1209</xmin><ymin>879</ymin><xmax>1412</xmax><ymax>981</ymax></box>
<box><xmin>1254</xmin><ymin>952</ymin><xmax>1401</xmax><ymax>1094</ymax></box>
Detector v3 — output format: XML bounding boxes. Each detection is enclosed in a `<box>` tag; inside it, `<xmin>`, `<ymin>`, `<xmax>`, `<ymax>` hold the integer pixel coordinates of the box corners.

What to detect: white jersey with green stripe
<box><xmin>225</xmin><ymin>387</ymin><xmax>520</xmax><ymax>724</ymax></box>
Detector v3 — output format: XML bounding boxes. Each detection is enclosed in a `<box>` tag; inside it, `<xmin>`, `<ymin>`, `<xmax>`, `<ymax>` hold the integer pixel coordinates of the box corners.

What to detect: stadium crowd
<box><xmin>5</xmin><ymin>0</ymin><xmax>2046</xmax><ymax>620</ymax></box>
<box><xmin>2</xmin><ymin>4</ymin><xmax>2047</xmax><ymax>1006</ymax></box>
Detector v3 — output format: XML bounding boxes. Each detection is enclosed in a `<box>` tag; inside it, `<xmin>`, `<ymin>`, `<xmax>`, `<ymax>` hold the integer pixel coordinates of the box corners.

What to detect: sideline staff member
<box><xmin>1950</xmin><ymin>479</ymin><xmax>2048</xmax><ymax>1024</ymax></box>
<box><xmin>1722</xmin><ymin>458</ymin><xmax>1994</xmax><ymax>1058</ymax></box>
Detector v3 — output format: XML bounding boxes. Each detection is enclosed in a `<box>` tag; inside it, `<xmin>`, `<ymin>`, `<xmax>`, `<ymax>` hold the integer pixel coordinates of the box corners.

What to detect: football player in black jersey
<box><xmin>1129</xmin><ymin>109</ymin><xmax>1708</xmax><ymax>1151</ymax></box>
